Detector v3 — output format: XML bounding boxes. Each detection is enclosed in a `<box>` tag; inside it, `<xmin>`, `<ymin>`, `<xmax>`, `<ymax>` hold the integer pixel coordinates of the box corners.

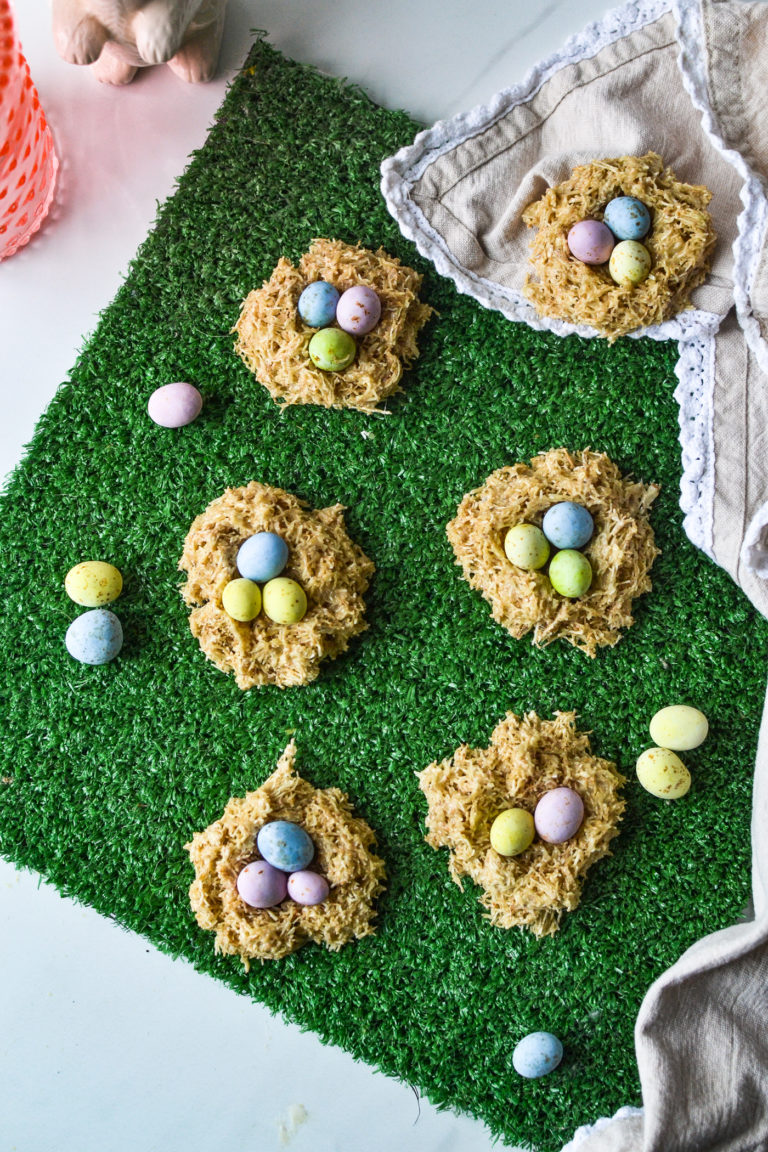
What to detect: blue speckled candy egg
<box><xmin>65</xmin><ymin>609</ymin><xmax>123</xmax><ymax>665</ymax></box>
<box><xmin>298</xmin><ymin>281</ymin><xmax>340</xmax><ymax>328</ymax></box>
<box><xmin>237</xmin><ymin>532</ymin><xmax>289</xmax><ymax>583</ymax></box>
<box><xmin>542</xmin><ymin>502</ymin><xmax>594</xmax><ymax>550</ymax></box>
<box><xmin>257</xmin><ymin>820</ymin><xmax>315</xmax><ymax>873</ymax></box>
<box><xmin>513</xmin><ymin>1032</ymin><xmax>564</xmax><ymax>1079</ymax></box>
<box><xmin>604</xmin><ymin>196</ymin><xmax>651</xmax><ymax>241</ymax></box>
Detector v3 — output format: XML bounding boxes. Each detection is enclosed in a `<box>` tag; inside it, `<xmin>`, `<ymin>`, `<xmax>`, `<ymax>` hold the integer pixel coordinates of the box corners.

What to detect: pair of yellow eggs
<box><xmin>636</xmin><ymin>705</ymin><xmax>709</xmax><ymax>799</ymax></box>
<box><xmin>222</xmin><ymin>576</ymin><xmax>307</xmax><ymax>626</ymax></box>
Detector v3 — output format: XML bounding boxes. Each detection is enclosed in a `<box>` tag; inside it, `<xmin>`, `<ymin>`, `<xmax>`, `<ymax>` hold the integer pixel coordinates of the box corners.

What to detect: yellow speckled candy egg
<box><xmin>504</xmin><ymin>524</ymin><xmax>550</xmax><ymax>570</ymax></box>
<box><xmin>636</xmin><ymin>747</ymin><xmax>691</xmax><ymax>799</ymax></box>
<box><xmin>262</xmin><ymin>577</ymin><xmax>307</xmax><ymax>625</ymax></box>
<box><xmin>222</xmin><ymin>578</ymin><xmax>261</xmax><ymax>622</ymax></box>
<box><xmin>649</xmin><ymin>705</ymin><xmax>708</xmax><ymax>751</ymax></box>
<box><xmin>490</xmin><ymin>808</ymin><xmax>535</xmax><ymax>857</ymax></box>
<box><xmin>65</xmin><ymin>561</ymin><xmax>123</xmax><ymax>607</ymax></box>
<box><xmin>609</xmin><ymin>240</ymin><xmax>652</xmax><ymax>286</ymax></box>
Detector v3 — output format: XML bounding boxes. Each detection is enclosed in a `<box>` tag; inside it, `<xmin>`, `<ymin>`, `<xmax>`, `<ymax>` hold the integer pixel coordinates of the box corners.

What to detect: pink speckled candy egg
<box><xmin>287</xmin><ymin>870</ymin><xmax>330</xmax><ymax>906</ymax></box>
<box><xmin>236</xmin><ymin>860</ymin><xmax>288</xmax><ymax>908</ymax></box>
<box><xmin>534</xmin><ymin>787</ymin><xmax>585</xmax><ymax>844</ymax></box>
<box><xmin>567</xmin><ymin>220</ymin><xmax>615</xmax><ymax>265</ymax></box>
<box><xmin>147</xmin><ymin>382</ymin><xmax>203</xmax><ymax>428</ymax></box>
<box><xmin>336</xmin><ymin>285</ymin><xmax>382</xmax><ymax>335</ymax></box>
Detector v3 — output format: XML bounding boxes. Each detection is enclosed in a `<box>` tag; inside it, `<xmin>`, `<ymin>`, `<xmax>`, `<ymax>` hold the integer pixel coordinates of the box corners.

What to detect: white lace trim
<box><xmin>379</xmin><ymin>0</ymin><xmax>728</xmax><ymax>345</ymax></box>
<box><xmin>741</xmin><ymin>500</ymin><xmax>768</xmax><ymax>577</ymax></box>
<box><xmin>559</xmin><ymin>1106</ymin><xmax>644</xmax><ymax>1151</ymax></box>
<box><xmin>674</xmin><ymin>319</ymin><xmax>719</xmax><ymax>559</ymax></box>
<box><xmin>673</xmin><ymin>0</ymin><xmax>768</xmax><ymax>375</ymax></box>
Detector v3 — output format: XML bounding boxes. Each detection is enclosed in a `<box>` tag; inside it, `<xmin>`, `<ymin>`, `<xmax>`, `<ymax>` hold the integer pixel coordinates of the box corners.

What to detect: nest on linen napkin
<box><xmin>186</xmin><ymin>741</ymin><xmax>387</xmax><ymax>966</ymax></box>
<box><xmin>522</xmin><ymin>153</ymin><xmax>716</xmax><ymax>340</ymax></box>
<box><xmin>179</xmin><ymin>481</ymin><xmax>374</xmax><ymax>688</ymax></box>
<box><xmin>417</xmin><ymin>711</ymin><xmax>626</xmax><ymax>936</ymax></box>
<box><xmin>233</xmin><ymin>238</ymin><xmax>433</xmax><ymax>412</ymax></box>
<box><xmin>446</xmin><ymin>448</ymin><xmax>659</xmax><ymax>656</ymax></box>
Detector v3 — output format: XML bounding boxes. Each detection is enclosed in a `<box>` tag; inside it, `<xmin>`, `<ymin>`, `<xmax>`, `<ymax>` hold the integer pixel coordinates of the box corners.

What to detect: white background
<box><xmin>1</xmin><ymin>3</ymin><xmax>616</xmax><ymax>1150</ymax></box>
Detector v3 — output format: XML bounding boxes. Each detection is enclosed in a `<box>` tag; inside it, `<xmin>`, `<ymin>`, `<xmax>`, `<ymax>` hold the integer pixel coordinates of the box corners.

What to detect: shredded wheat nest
<box><xmin>233</xmin><ymin>238</ymin><xmax>434</xmax><ymax>412</ymax></box>
<box><xmin>179</xmin><ymin>482</ymin><xmax>374</xmax><ymax>689</ymax></box>
<box><xmin>418</xmin><ymin>712</ymin><xmax>625</xmax><ymax>936</ymax></box>
<box><xmin>186</xmin><ymin>741</ymin><xmax>387</xmax><ymax>966</ymax></box>
<box><xmin>447</xmin><ymin>448</ymin><xmax>659</xmax><ymax>657</ymax></box>
<box><xmin>522</xmin><ymin>153</ymin><xmax>716</xmax><ymax>340</ymax></box>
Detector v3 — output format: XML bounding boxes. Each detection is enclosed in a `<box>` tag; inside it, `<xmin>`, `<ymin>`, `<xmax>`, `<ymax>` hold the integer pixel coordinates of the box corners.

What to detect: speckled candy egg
<box><xmin>609</xmin><ymin>240</ymin><xmax>652</xmax><ymax>286</ymax></box>
<box><xmin>504</xmin><ymin>524</ymin><xmax>550</xmax><ymax>570</ymax></box>
<box><xmin>636</xmin><ymin>747</ymin><xmax>691</xmax><ymax>798</ymax></box>
<box><xmin>262</xmin><ymin>577</ymin><xmax>307</xmax><ymax>625</ymax></box>
<box><xmin>534</xmin><ymin>787</ymin><xmax>584</xmax><ymax>844</ymax></box>
<box><xmin>298</xmin><ymin>280</ymin><xmax>340</xmax><ymax>328</ymax></box>
<box><xmin>308</xmin><ymin>327</ymin><xmax>357</xmax><ymax>372</ymax></box>
<box><xmin>65</xmin><ymin>561</ymin><xmax>123</xmax><ymax>607</ymax></box>
<box><xmin>257</xmin><ymin>821</ymin><xmax>315</xmax><ymax>873</ymax></box>
<box><xmin>542</xmin><ymin>502</ymin><xmax>594</xmax><ymax>550</ymax></box>
<box><xmin>65</xmin><ymin>609</ymin><xmax>123</xmax><ymax>665</ymax></box>
<box><xmin>287</xmin><ymin>870</ymin><xmax>330</xmax><ymax>906</ymax></box>
<box><xmin>490</xmin><ymin>808</ymin><xmax>535</xmax><ymax>857</ymax></box>
<box><xmin>603</xmin><ymin>196</ymin><xmax>651</xmax><ymax>241</ymax></box>
<box><xmin>548</xmin><ymin>549</ymin><xmax>593</xmax><ymax>598</ymax></box>
<box><xmin>567</xmin><ymin>219</ymin><xmax>614</xmax><ymax>265</ymax></box>
<box><xmin>649</xmin><ymin>705</ymin><xmax>708</xmax><ymax>751</ymax></box>
<box><xmin>222</xmin><ymin>578</ymin><xmax>261</xmax><ymax>622</ymax></box>
<box><xmin>513</xmin><ymin>1032</ymin><xmax>564</xmax><ymax>1079</ymax></box>
<box><xmin>236</xmin><ymin>859</ymin><xmax>288</xmax><ymax>908</ymax></box>
<box><xmin>147</xmin><ymin>382</ymin><xmax>203</xmax><ymax>428</ymax></box>
<box><xmin>236</xmin><ymin>532</ymin><xmax>289</xmax><ymax>583</ymax></box>
<box><xmin>336</xmin><ymin>286</ymin><xmax>382</xmax><ymax>335</ymax></box>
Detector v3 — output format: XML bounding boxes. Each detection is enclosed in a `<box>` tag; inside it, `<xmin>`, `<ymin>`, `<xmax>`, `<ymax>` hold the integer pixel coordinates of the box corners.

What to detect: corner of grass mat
<box><xmin>0</xmin><ymin>29</ymin><xmax>766</xmax><ymax>1152</ymax></box>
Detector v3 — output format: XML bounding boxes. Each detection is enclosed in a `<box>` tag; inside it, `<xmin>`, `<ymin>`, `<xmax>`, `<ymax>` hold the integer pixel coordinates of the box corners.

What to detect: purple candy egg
<box><xmin>236</xmin><ymin>859</ymin><xmax>288</xmax><ymax>908</ymax></box>
<box><xmin>287</xmin><ymin>870</ymin><xmax>330</xmax><ymax>906</ymax></box>
<box><xmin>147</xmin><ymin>382</ymin><xmax>203</xmax><ymax>428</ymax></box>
<box><xmin>534</xmin><ymin>787</ymin><xmax>585</xmax><ymax>844</ymax></box>
<box><xmin>567</xmin><ymin>220</ymin><xmax>615</xmax><ymax>265</ymax></box>
<box><xmin>336</xmin><ymin>285</ymin><xmax>382</xmax><ymax>335</ymax></box>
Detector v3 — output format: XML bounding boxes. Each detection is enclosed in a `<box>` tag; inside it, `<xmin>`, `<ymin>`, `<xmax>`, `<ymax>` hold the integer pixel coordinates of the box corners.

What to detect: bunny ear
<box><xmin>381</xmin><ymin>0</ymin><xmax>743</xmax><ymax>344</ymax></box>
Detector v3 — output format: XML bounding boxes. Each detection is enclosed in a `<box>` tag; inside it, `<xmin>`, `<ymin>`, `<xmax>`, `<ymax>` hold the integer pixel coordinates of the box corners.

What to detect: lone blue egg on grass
<box><xmin>257</xmin><ymin>820</ymin><xmax>315</xmax><ymax>873</ymax></box>
<box><xmin>65</xmin><ymin>609</ymin><xmax>123</xmax><ymax>665</ymax></box>
<box><xmin>542</xmin><ymin>502</ymin><xmax>594</xmax><ymax>550</ymax></box>
<box><xmin>237</xmin><ymin>532</ymin><xmax>289</xmax><ymax>583</ymax></box>
<box><xmin>297</xmin><ymin>280</ymin><xmax>340</xmax><ymax>328</ymax></box>
<box><xmin>513</xmin><ymin>1032</ymin><xmax>564</xmax><ymax>1079</ymax></box>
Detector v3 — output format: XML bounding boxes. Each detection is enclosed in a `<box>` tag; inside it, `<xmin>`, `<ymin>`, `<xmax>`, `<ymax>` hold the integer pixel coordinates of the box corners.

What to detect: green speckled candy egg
<box><xmin>504</xmin><ymin>524</ymin><xmax>550</xmax><ymax>570</ymax></box>
<box><xmin>636</xmin><ymin>747</ymin><xmax>691</xmax><ymax>798</ymax></box>
<box><xmin>549</xmin><ymin>549</ymin><xmax>592</xmax><ymax>597</ymax></box>
<box><xmin>308</xmin><ymin>327</ymin><xmax>356</xmax><ymax>372</ymax></box>
<box><xmin>609</xmin><ymin>240</ymin><xmax>652</xmax><ymax>286</ymax></box>
<box><xmin>65</xmin><ymin>561</ymin><xmax>123</xmax><ymax>607</ymax></box>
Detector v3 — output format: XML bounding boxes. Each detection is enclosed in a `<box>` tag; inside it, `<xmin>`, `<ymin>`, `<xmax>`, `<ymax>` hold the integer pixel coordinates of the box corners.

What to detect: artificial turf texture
<box><xmin>1</xmin><ymin>38</ymin><xmax>767</xmax><ymax>1152</ymax></box>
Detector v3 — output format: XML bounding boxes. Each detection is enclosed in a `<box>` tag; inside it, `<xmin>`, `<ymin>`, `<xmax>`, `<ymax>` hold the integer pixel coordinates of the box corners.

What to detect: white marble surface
<box><xmin>0</xmin><ymin>3</ymin><xmax>614</xmax><ymax>1150</ymax></box>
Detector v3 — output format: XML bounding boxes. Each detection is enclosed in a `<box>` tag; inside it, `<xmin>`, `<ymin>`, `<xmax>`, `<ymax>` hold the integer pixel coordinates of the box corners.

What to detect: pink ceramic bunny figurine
<box><xmin>52</xmin><ymin>0</ymin><xmax>228</xmax><ymax>84</ymax></box>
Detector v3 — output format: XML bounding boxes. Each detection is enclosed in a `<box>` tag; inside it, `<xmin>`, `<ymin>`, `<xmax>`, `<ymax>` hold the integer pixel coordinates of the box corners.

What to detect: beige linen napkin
<box><xmin>381</xmin><ymin>1</ymin><xmax>768</xmax><ymax>1148</ymax></box>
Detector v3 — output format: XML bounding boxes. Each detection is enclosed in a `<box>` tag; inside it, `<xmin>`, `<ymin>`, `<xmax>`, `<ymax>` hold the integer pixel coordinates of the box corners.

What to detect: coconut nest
<box><xmin>417</xmin><ymin>712</ymin><xmax>625</xmax><ymax>936</ymax></box>
<box><xmin>186</xmin><ymin>741</ymin><xmax>387</xmax><ymax>966</ymax></box>
<box><xmin>233</xmin><ymin>238</ymin><xmax>434</xmax><ymax>413</ymax></box>
<box><xmin>522</xmin><ymin>153</ymin><xmax>716</xmax><ymax>340</ymax></box>
<box><xmin>446</xmin><ymin>448</ymin><xmax>659</xmax><ymax>657</ymax></box>
<box><xmin>179</xmin><ymin>482</ymin><xmax>374</xmax><ymax>689</ymax></box>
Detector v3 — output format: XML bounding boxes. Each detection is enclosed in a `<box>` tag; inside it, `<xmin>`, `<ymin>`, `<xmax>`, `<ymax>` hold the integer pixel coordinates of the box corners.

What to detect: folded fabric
<box><xmin>382</xmin><ymin>1</ymin><xmax>768</xmax><ymax>1148</ymax></box>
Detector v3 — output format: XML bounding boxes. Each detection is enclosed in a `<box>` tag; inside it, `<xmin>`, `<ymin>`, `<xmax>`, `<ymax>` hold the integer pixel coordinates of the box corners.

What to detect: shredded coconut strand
<box><xmin>447</xmin><ymin>448</ymin><xmax>659</xmax><ymax>657</ymax></box>
<box><xmin>418</xmin><ymin>712</ymin><xmax>625</xmax><ymax>936</ymax></box>
<box><xmin>179</xmin><ymin>482</ymin><xmax>374</xmax><ymax>689</ymax></box>
<box><xmin>522</xmin><ymin>153</ymin><xmax>716</xmax><ymax>340</ymax></box>
<box><xmin>186</xmin><ymin>741</ymin><xmax>387</xmax><ymax>966</ymax></box>
<box><xmin>233</xmin><ymin>239</ymin><xmax>433</xmax><ymax>412</ymax></box>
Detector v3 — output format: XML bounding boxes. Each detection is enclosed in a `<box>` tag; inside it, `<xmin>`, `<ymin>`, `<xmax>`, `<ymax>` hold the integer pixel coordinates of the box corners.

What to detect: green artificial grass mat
<box><xmin>1</xmin><ymin>37</ymin><xmax>767</xmax><ymax>1152</ymax></box>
